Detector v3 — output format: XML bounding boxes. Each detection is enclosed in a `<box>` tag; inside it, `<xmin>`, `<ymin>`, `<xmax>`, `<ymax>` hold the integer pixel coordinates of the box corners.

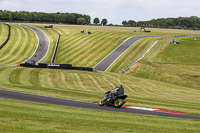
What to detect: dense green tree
<box><xmin>0</xmin><ymin>10</ymin><xmax>91</xmax><ymax>24</ymax></box>
<box><xmin>128</xmin><ymin>20</ymin><xmax>136</xmax><ymax>27</ymax></box>
<box><xmin>122</xmin><ymin>20</ymin><xmax>128</xmax><ymax>26</ymax></box>
<box><xmin>93</xmin><ymin>17</ymin><xmax>100</xmax><ymax>25</ymax></box>
<box><xmin>77</xmin><ymin>18</ymin><xmax>87</xmax><ymax>25</ymax></box>
<box><xmin>122</xmin><ymin>16</ymin><xmax>200</xmax><ymax>29</ymax></box>
<box><xmin>101</xmin><ymin>18</ymin><xmax>107</xmax><ymax>26</ymax></box>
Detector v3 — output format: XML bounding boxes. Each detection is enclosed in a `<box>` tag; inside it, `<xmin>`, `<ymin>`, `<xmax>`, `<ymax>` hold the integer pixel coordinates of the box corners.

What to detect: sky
<box><xmin>0</xmin><ymin>0</ymin><xmax>199</xmax><ymax>24</ymax></box>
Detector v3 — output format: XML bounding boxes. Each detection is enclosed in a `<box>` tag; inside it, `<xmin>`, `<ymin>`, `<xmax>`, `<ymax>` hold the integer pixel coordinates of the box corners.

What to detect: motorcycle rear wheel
<box><xmin>114</xmin><ymin>99</ymin><xmax>124</xmax><ymax>108</ymax></box>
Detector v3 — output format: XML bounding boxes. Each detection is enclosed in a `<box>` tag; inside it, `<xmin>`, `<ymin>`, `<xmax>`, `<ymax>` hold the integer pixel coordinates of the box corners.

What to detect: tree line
<box><xmin>122</xmin><ymin>16</ymin><xmax>200</xmax><ymax>29</ymax></box>
<box><xmin>0</xmin><ymin>10</ymin><xmax>91</xmax><ymax>24</ymax></box>
<box><xmin>0</xmin><ymin>10</ymin><xmax>110</xmax><ymax>26</ymax></box>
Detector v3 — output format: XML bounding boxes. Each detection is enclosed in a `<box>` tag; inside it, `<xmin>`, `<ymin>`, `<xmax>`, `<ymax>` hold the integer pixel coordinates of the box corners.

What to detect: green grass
<box><xmin>0</xmin><ymin>24</ymin><xmax>38</xmax><ymax>65</ymax></box>
<box><xmin>28</xmin><ymin>24</ymin><xmax>200</xmax><ymax>67</ymax></box>
<box><xmin>0</xmin><ymin>23</ymin><xmax>9</xmax><ymax>47</ymax></box>
<box><xmin>1</xmin><ymin>24</ymin><xmax>200</xmax><ymax>132</ymax></box>
<box><xmin>125</xmin><ymin>38</ymin><xmax>200</xmax><ymax>88</ymax></box>
<box><xmin>155</xmin><ymin>37</ymin><xmax>200</xmax><ymax>65</ymax></box>
<box><xmin>0</xmin><ymin>66</ymin><xmax>200</xmax><ymax>116</ymax></box>
<box><xmin>1</xmin><ymin>98</ymin><xmax>200</xmax><ymax>133</ymax></box>
<box><xmin>55</xmin><ymin>31</ymin><xmax>130</xmax><ymax>67</ymax></box>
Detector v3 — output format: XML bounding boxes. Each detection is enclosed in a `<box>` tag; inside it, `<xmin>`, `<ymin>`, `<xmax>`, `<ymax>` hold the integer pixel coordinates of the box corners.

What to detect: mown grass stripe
<box><xmin>56</xmin><ymin>32</ymin><xmax>106</xmax><ymax>64</ymax></box>
<box><xmin>56</xmin><ymin>32</ymin><xmax>103</xmax><ymax>61</ymax></box>
<box><xmin>72</xmin><ymin>33</ymin><xmax>120</xmax><ymax>66</ymax></box>
<box><xmin>0</xmin><ymin>24</ymin><xmax>37</xmax><ymax>65</ymax></box>
<box><xmin>55</xmin><ymin>34</ymin><xmax>87</xmax><ymax>61</ymax></box>
<box><xmin>30</xmin><ymin>69</ymin><xmax>42</xmax><ymax>87</ymax></box>
<box><xmin>0</xmin><ymin>24</ymin><xmax>19</xmax><ymax>59</ymax></box>
<box><xmin>2</xmin><ymin>26</ymin><xmax>26</xmax><ymax>64</ymax></box>
<box><xmin>58</xmin><ymin>32</ymin><xmax>103</xmax><ymax>55</ymax></box>
<box><xmin>69</xmin><ymin>33</ymin><xmax>118</xmax><ymax>66</ymax></box>
<box><xmin>0</xmin><ymin>24</ymin><xmax>8</xmax><ymax>45</ymax></box>
<box><xmin>65</xmin><ymin>32</ymin><xmax>116</xmax><ymax>64</ymax></box>
<box><xmin>87</xmin><ymin>75</ymin><xmax>104</xmax><ymax>92</ymax></box>
<box><xmin>83</xmin><ymin>35</ymin><xmax>129</xmax><ymax>67</ymax></box>
<box><xmin>8</xmin><ymin>67</ymin><xmax>25</xmax><ymax>85</ymax></box>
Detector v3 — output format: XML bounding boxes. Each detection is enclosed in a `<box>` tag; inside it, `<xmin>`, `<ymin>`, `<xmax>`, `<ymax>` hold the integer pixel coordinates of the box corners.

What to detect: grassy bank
<box><xmin>30</xmin><ymin>24</ymin><xmax>200</xmax><ymax>67</ymax></box>
<box><xmin>0</xmin><ymin>98</ymin><xmax>200</xmax><ymax>133</ymax></box>
<box><xmin>125</xmin><ymin>37</ymin><xmax>200</xmax><ymax>88</ymax></box>
<box><xmin>0</xmin><ymin>66</ymin><xmax>200</xmax><ymax>116</ymax></box>
<box><xmin>0</xmin><ymin>24</ymin><xmax>37</xmax><ymax>65</ymax></box>
<box><xmin>0</xmin><ymin>23</ymin><xmax>9</xmax><ymax>47</ymax></box>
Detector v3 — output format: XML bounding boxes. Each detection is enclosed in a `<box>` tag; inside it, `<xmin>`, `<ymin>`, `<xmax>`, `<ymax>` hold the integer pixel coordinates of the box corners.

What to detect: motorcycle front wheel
<box><xmin>99</xmin><ymin>100</ymin><xmax>106</xmax><ymax>106</ymax></box>
<box><xmin>114</xmin><ymin>99</ymin><xmax>124</xmax><ymax>108</ymax></box>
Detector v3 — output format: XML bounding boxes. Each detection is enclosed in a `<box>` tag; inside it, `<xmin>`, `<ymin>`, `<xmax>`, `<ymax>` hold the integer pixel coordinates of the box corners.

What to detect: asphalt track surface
<box><xmin>93</xmin><ymin>36</ymin><xmax>159</xmax><ymax>71</ymax></box>
<box><xmin>0</xmin><ymin>89</ymin><xmax>200</xmax><ymax>119</ymax></box>
<box><xmin>23</xmin><ymin>25</ymin><xmax>49</xmax><ymax>63</ymax></box>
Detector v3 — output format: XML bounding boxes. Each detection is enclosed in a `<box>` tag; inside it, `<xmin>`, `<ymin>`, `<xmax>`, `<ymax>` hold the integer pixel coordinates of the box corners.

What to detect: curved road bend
<box><xmin>0</xmin><ymin>89</ymin><xmax>200</xmax><ymax>119</ymax></box>
<box><xmin>23</xmin><ymin>25</ymin><xmax>49</xmax><ymax>63</ymax></box>
<box><xmin>93</xmin><ymin>36</ymin><xmax>159</xmax><ymax>71</ymax></box>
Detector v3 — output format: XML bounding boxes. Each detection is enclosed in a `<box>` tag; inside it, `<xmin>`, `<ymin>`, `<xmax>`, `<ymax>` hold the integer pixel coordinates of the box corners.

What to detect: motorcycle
<box><xmin>99</xmin><ymin>85</ymin><xmax>128</xmax><ymax>108</ymax></box>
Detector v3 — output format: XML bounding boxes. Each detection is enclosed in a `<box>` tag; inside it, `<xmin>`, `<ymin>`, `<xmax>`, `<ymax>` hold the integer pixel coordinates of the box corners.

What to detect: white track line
<box><xmin>127</xmin><ymin>106</ymin><xmax>158</xmax><ymax>111</ymax></box>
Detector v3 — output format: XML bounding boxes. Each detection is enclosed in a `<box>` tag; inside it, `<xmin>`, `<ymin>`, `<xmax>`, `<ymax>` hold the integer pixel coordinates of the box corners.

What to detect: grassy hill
<box><xmin>1</xmin><ymin>24</ymin><xmax>200</xmax><ymax>132</ymax></box>
<box><xmin>1</xmin><ymin>98</ymin><xmax>200</xmax><ymax>133</ymax></box>
<box><xmin>30</xmin><ymin>24</ymin><xmax>200</xmax><ymax>67</ymax></box>
<box><xmin>125</xmin><ymin>37</ymin><xmax>200</xmax><ymax>88</ymax></box>
<box><xmin>0</xmin><ymin>23</ymin><xmax>9</xmax><ymax>47</ymax></box>
<box><xmin>0</xmin><ymin>24</ymin><xmax>37</xmax><ymax>65</ymax></box>
<box><xmin>0</xmin><ymin>66</ymin><xmax>200</xmax><ymax>116</ymax></box>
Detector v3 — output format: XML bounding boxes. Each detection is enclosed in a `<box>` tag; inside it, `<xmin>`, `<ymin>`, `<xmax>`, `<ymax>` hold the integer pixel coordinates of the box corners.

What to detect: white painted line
<box><xmin>127</xmin><ymin>106</ymin><xmax>158</xmax><ymax>111</ymax></box>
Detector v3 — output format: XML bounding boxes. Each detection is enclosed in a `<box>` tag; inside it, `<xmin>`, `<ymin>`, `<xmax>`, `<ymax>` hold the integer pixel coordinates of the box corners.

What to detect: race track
<box><xmin>0</xmin><ymin>89</ymin><xmax>200</xmax><ymax>119</ymax></box>
<box><xmin>23</xmin><ymin>25</ymin><xmax>49</xmax><ymax>63</ymax></box>
<box><xmin>93</xmin><ymin>36</ymin><xmax>159</xmax><ymax>71</ymax></box>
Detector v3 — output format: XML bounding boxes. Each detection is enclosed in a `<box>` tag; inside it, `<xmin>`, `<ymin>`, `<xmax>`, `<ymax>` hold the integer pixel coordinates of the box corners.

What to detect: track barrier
<box><xmin>19</xmin><ymin>63</ymin><xmax>93</xmax><ymax>72</ymax></box>
<box><xmin>51</xmin><ymin>33</ymin><xmax>60</xmax><ymax>64</ymax></box>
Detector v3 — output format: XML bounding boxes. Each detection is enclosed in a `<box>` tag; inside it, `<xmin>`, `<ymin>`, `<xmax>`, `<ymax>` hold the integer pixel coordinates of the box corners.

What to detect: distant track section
<box><xmin>119</xmin><ymin>35</ymin><xmax>200</xmax><ymax>74</ymax></box>
<box><xmin>0</xmin><ymin>24</ymin><xmax>11</xmax><ymax>50</ymax></box>
<box><xmin>23</xmin><ymin>25</ymin><xmax>49</xmax><ymax>63</ymax></box>
<box><xmin>93</xmin><ymin>36</ymin><xmax>159</xmax><ymax>71</ymax></box>
<box><xmin>0</xmin><ymin>89</ymin><xmax>200</xmax><ymax>119</ymax></box>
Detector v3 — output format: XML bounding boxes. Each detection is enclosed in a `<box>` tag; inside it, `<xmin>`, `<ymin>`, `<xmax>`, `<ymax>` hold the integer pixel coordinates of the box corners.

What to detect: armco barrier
<box><xmin>51</xmin><ymin>34</ymin><xmax>60</xmax><ymax>64</ymax></box>
<box><xmin>0</xmin><ymin>24</ymin><xmax>11</xmax><ymax>50</ymax></box>
<box><xmin>20</xmin><ymin>63</ymin><xmax>93</xmax><ymax>72</ymax></box>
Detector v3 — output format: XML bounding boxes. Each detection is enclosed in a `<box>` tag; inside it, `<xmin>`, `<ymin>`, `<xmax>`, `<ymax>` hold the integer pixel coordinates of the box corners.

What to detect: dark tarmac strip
<box><xmin>22</xmin><ymin>25</ymin><xmax>49</xmax><ymax>63</ymax></box>
<box><xmin>93</xmin><ymin>36</ymin><xmax>159</xmax><ymax>71</ymax></box>
<box><xmin>0</xmin><ymin>89</ymin><xmax>200</xmax><ymax>119</ymax></box>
